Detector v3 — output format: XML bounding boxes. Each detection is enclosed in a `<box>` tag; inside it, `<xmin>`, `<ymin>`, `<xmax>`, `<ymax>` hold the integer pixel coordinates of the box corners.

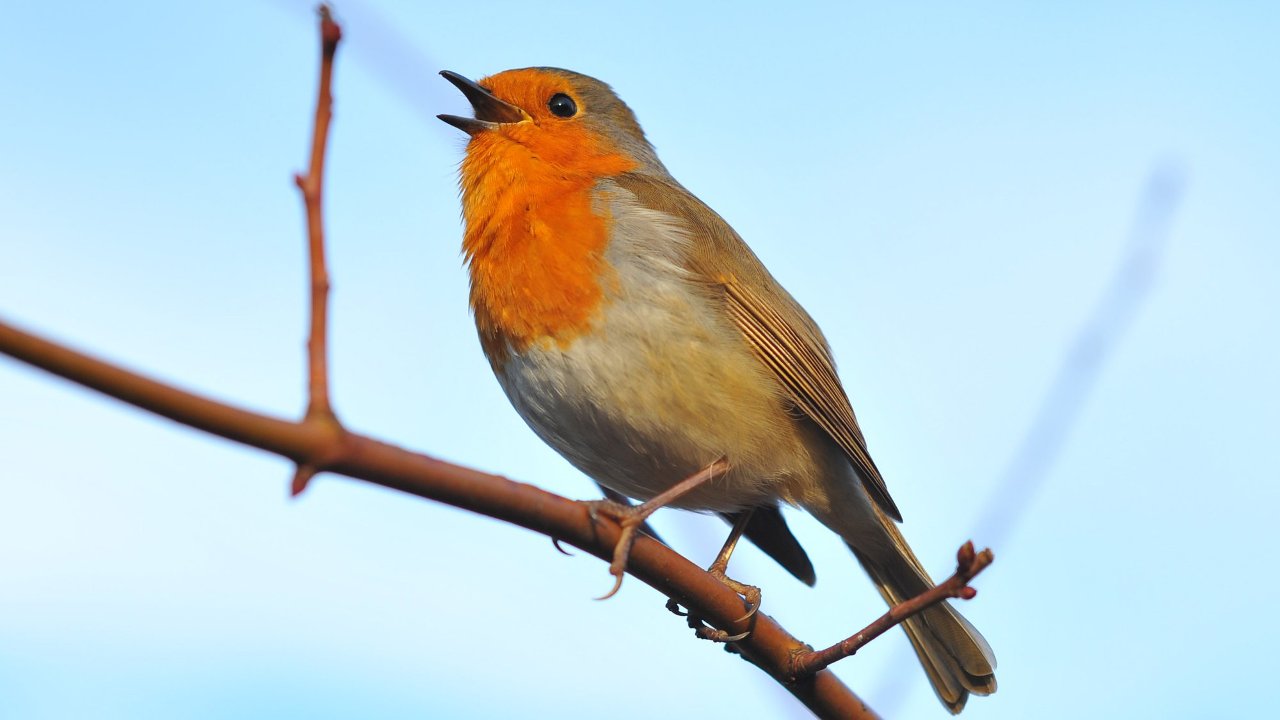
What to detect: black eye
<box><xmin>548</xmin><ymin>93</ymin><xmax>577</xmax><ymax>118</ymax></box>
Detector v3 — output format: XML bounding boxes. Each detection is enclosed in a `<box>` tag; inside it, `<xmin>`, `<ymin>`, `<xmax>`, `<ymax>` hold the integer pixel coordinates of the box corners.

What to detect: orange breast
<box><xmin>459</xmin><ymin>132</ymin><xmax>635</xmax><ymax>366</ymax></box>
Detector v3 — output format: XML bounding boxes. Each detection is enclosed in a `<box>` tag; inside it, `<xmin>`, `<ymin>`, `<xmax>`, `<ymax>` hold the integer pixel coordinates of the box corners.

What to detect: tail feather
<box><xmin>848</xmin><ymin>523</ymin><xmax>997</xmax><ymax>714</ymax></box>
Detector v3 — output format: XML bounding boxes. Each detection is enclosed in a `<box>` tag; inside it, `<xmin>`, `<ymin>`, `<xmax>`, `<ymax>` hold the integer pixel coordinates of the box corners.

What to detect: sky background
<box><xmin>2</xmin><ymin>1</ymin><xmax>1278</xmax><ymax>718</ymax></box>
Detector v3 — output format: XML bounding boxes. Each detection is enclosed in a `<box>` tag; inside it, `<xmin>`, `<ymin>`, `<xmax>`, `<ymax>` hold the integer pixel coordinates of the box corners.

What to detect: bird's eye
<box><xmin>548</xmin><ymin>93</ymin><xmax>577</xmax><ymax>118</ymax></box>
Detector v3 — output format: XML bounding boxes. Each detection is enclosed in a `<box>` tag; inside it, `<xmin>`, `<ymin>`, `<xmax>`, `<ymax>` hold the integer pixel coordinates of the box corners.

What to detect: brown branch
<box><xmin>293</xmin><ymin>4</ymin><xmax>341</xmax><ymax>429</ymax></box>
<box><xmin>790</xmin><ymin>541</ymin><xmax>993</xmax><ymax>680</ymax></box>
<box><xmin>290</xmin><ymin>5</ymin><xmax>342</xmax><ymax>496</ymax></box>
<box><xmin>0</xmin><ymin>316</ymin><xmax>875</xmax><ymax>719</ymax></box>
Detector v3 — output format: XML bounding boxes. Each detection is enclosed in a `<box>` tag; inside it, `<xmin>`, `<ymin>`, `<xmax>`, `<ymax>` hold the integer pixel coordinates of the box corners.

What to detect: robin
<box><xmin>439</xmin><ymin>67</ymin><xmax>996</xmax><ymax>713</ymax></box>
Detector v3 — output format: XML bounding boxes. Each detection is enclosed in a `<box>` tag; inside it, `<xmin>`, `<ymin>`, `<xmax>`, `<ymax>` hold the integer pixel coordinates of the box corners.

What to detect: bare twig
<box><xmin>290</xmin><ymin>5</ymin><xmax>342</xmax><ymax>495</ymax></box>
<box><xmin>294</xmin><ymin>5</ymin><xmax>341</xmax><ymax>424</ymax></box>
<box><xmin>789</xmin><ymin>541</ymin><xmax>993</xmax><ymax>680</ymax></box>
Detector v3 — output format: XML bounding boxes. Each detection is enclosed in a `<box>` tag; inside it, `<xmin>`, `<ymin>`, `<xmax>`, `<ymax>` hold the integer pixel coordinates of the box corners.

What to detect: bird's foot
<box><xmin>709</xmin><ymin>566</ymin><xmax>762</xmax><ymax>626</ymax></box>
<box><xmin>582</xmin><ymin>499</ymin><xmax>650</xmax><ymax>601</ymax></box>
<box><xmin>581</xmin><ymin>459</ymin><xmax>732</xmax><ymax>600</ymax></box>
<box><xmin>663</xmin><ymin>539</ymin><xmax>762</xmax><ymax>644</ymax></box>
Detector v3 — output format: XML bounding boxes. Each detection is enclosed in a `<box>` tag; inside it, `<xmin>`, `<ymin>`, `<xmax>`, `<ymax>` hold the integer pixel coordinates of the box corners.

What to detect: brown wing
<box><xmin>613</xmin><ymin>173</ymin><xmax>903</xmax><ymax>522</ymax></box>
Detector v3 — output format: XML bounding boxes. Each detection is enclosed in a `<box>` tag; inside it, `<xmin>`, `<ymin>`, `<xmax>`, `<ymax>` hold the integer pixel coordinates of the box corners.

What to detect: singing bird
<box><xmin>439</xmin><ymin>67</ymin><xmax>996</xmax><ymax>713</ymax></box>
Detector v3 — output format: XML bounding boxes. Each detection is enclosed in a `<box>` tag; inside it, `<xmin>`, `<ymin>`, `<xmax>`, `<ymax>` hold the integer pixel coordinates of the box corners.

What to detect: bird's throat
<box><xmin>459</xmin><ymin>135</ymin><xmax>633</xmax><ymax>366</ymax></box>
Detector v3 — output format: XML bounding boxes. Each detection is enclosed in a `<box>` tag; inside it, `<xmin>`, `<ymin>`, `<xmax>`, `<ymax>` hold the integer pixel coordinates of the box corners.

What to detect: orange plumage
<box><xmin>458</xmin><ymin>69</ymin><xmax>635</xmax><ymax>363</ymax></box>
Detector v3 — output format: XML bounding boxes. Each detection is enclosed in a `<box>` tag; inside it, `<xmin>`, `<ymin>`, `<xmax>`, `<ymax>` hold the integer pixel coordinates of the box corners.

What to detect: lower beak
<box><xmin>437</xmin><ymin>70</ymin><xmax>528</xmax><ymax>135</ymax></box>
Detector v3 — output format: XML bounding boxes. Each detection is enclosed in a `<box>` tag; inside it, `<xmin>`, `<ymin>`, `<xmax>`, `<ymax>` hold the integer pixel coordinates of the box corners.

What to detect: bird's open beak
<box><xmin>437</xmin><ymin>70</ymin><xmax>528</xmax><ymax>135</ymax></box>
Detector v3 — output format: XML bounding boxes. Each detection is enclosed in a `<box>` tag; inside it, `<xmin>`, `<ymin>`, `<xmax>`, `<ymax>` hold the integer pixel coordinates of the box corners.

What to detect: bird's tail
<box><xmin>847</xmin><ymin>514</ymin><xmax>997</xmax><ymax>714</ymax></box>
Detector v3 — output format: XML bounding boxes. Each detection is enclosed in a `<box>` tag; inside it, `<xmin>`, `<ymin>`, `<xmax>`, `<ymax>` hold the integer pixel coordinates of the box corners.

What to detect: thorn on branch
<box><xmin>291</xmin><ymin>464</ymin><xmax>319</xmax><ymax>497</ymax></box>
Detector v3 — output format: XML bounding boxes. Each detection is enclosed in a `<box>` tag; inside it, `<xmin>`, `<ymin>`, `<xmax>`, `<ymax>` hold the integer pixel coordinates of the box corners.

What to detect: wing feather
<box><xmin>724</xmin><ymin>280</ymin><xmax>900</xmax><ymax>520</ymax></box>
<box><xmin>611</xmin><ymin>173</ymin><xmax>903</xmax><ymax>522</ymax></box>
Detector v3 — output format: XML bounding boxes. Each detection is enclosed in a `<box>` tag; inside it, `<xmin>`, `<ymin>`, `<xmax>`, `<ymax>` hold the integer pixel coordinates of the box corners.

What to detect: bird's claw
<box><xmin>681</xmin><ymin>611</ymin><xmax>752</xmax><ymax>644</ymax></box>
<box><xmin>709</xmin><ymin>567</ymin><xmax>762</xmax><ymax>625</ymax></box>
<box><xmin>672</xmin><ymin>568</ymin><xmax>762</xmax><ymax>643</ymax></box>
<box><xmin>594</xmin><ymin>571</ymin><xmax>625</xmax><ymax>601</ymax></box>
<box><xmin>551</xmin><ymin>537</ymin><xmax>574</xmax><ymax>556</ymax></box>
<box><xmin>583</xmin><ymin>499</ymin><xmax>645</xmax><ymax>600</ymax></box>
<box><xmin>696</xmin><ymin>624</ymin><xmax>751</xmax><ymax>643</ymax></box>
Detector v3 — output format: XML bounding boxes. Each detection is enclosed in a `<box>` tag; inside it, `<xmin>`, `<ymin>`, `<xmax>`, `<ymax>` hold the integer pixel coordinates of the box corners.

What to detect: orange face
<box><xmin>471</xmin><ymin>68</ymin><xmax>635</xmax><ymax>178</ymax></box>
<box><xmin>445</xmin><ymin>69</ymin><xmax>638</xmax><ymax>365</ymax></box>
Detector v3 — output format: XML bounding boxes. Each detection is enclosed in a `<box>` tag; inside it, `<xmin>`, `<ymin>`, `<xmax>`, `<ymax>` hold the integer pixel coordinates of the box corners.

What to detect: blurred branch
<box><xmin>975</xmin><ymin>164</ymin><xmax>1186</xmax><ymax>547</ymax></box>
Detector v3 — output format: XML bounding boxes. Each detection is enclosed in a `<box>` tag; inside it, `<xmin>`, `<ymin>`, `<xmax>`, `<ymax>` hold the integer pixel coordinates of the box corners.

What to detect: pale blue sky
<box><xmin>2</xmin><ymin>2</ymin><xmax>1277</xmax><ymax>718</ymax></box>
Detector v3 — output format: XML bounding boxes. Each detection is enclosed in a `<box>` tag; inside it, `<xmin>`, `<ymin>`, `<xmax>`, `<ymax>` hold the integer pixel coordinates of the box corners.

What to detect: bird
<box><xmin>438</xmin><ymin>66</ymin><xmax>996</xmax><ymax>713</ymax></box>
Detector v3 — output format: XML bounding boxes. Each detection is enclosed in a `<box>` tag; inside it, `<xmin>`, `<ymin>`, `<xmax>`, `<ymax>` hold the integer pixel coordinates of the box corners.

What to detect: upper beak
<box><xmin>437</xmin><ymin>70</ymin><xmax>528</xmax><ymax>135</ymax></box>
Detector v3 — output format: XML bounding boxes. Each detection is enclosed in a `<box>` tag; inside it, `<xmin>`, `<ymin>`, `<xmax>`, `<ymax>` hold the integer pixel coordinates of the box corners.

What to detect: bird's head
<box><xmin>438</xmin><ymin>67</ymin><xmax>665</xmax><ymax>178</ymax></box>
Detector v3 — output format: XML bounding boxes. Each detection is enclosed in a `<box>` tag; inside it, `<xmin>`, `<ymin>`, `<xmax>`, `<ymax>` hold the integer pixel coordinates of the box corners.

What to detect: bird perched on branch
<box><xmin>439</xmin><ymin>67</ymin><xmax>995</xmax><ymax>713</ymax></box>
